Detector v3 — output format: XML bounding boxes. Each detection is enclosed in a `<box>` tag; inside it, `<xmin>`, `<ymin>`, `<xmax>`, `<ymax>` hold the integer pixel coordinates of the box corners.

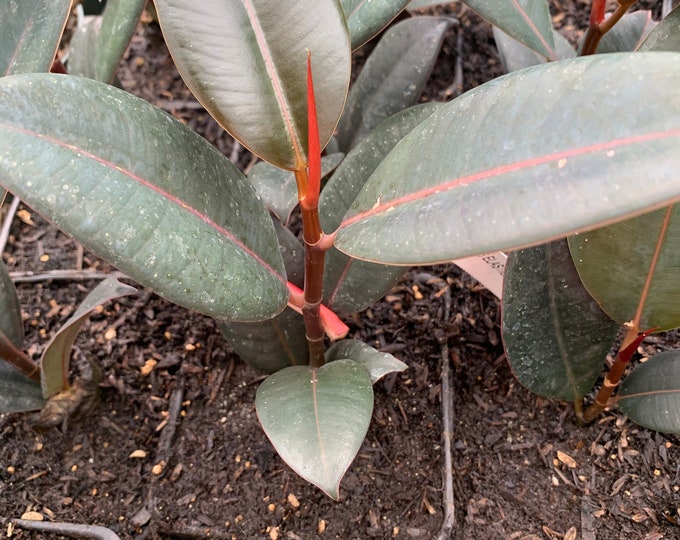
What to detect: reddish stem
<box><xmin>580</xmin><ymin>327</ymin><xmax>657</xmax><ymax>423</ymax></box>
<box><xmin>0</xmin><ymin>328</ymin><xmax>40</xmax><ymax>383</ymax></box>
<box><xmin>581</xmin><ymin>0</ymin><xmax>636</xmax><ymax>56</ymax></box>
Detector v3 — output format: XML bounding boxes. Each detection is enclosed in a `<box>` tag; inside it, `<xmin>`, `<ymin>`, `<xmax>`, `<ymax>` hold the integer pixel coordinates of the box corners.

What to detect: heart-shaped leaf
<box><xmin>461</xmin><ymin>0</ymin><xmax>556</xmax><ymax>60</ymax></box>
<box><xmin>218</xmin><ymin>307</ymin><xmax>309</xmax><ymax>374</ymax></box>
<box><xmin>639</xmin><ymin>4</ymin><xmax>680</xmax><ymax>52</ymax></box>
<box><xmin>69</xmin><ymin>0</ymin><xmax>146</xmax><ymax>83</ymax></box>
<box><xmin>326</xmin><ymin>340</ymin><xmax>407</xmax><ymax>383</ymax></box>
<box><xmin>618</xmin><ymin>350</ymin><xmax>680</xmax><ymax>433</ymax></box>
<box><xmin>334</xmin><ymin>53</ymin><xmax>680</xmax><ymax>265</ymax></box>
<box><xmin>593</xmin><ymin>11</ymin><xmax>656</xmax><ymax>53</ymax></box>
<box><xmin>340</xmin><ymin>0</ymin><xmax>411</xmax><ymax>50</ymax></box>
<box><xmin>0</xmin><ymin>0</ymin><xmax>71</xmax><ymax>76</ymax></box>
<box><xmin>154</xmin><ymin>0</ymin><xmax>351</xmax><ymax>170</ymax></box>
<box><xmin>322</xmin><ymin>103</ymin><xmax>441</xmax><ymax>313</ymax></box>
<box><xmin>569</xmin><ymin>206</ymin><xmax>680</xmax><ymax>332</ymax></box>
<box><xmin>41</xmin><ymin>276</ymin><xmax>136</xmax><ymax>399</ymax></box>
<box><xmin>502</xmin><ymin>241</ymin><xmax>619</xmax><ymax>401</ymax></box>
<box><xmin>249</xmin><ymin>153</ymin><xmax>344</xmax><ymax>224</ymax></box>
<box><xmin>256</xmin><ymin>360</ymin><xmax>373</xmax><ymax>498</ymax></box>
<box><xmin>0</xmin><ymin>73</ymin><xmax>288</xmax><ymax>321</ymax></box>
<box><xmin>335</xmin><ymin>16</ymin><xmax>454</xmax><ymax>151</ymax></box>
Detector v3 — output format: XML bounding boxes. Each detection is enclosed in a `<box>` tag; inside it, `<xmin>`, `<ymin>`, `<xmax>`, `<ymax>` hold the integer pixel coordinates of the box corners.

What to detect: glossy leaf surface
<box><xmin>335</xmin><ymin>53</ymin><xmax>680</xmax><ymax>265</ymax></box>
<box><xmin>335</xmin><ymin>16</ymin><xmax>453</xmax><ymax>151</ymax></box>
<box><xmin>326</xmin><ymin>339</ymin><xmax>407</xmax><ymax>383</ymax></box>
<box><xmin>249</xmin><ymin>153</ymin><xmax>343</xmax><ymax>224</ymax></box>
<box><xmin>595</xmin><ymin>11</ymin><xmax>655</xmax><ymax>53</ymax></box>
<box><xmin>618</xmin><ymin>350</ymin><xmax>680</xmax><ymax>433</ymax></box>
<box><xmin>0</xmin><ymin>74</ymin><xmax>288</xmax><ymax>321</ymax></box>
<box><xmin>256</xmin><ymin>360</ymin><xmax>373</xmax><ymax>498</ymax></box>
<box><xmin>502</xmin><ymin>241</ymin><xmax>619</xmax><ymax>401</ymax></box>
<box><xmin>218</xmin><ymin>307</ymin><xmax>309</xmax><ymax>374</ymax></box>
<box><xmin>154</xmin><ymin>0</ymin><xmax>351</xmax><ymax>170</ymax></box>
<box><xmin>321</xmin><ymin>103</ymin><xmax>441</xmax><ymax>313</ymax></box>
<box><xmin>69</xmin><ymin>0</ymin><xmax>146</xmax><ymax>83</ymax></box>
<box><xmin>461</xmin><ymin>0</ymin><xmax>556</xmax><ymax>59</ymax></box>
<box><xmin>569</xmin><ymin>206</ymin><xmax>680</xmax><ymax>332</ymax></box>
<box><xmin>639</xmin><ymin>5</ymin><xmax>680</xmax><ymax>52</ymax></box>
<box><xmin>41</xmin><ymin>276</ymin><xmax>136</xmax><ymax>399</ymax></box>
<box><xmin>340</xmin><ymin>0</ymin><xmax>410</xmax><ymax>50</ymax></box>
<box><xmin>0</xmin><ymin>0</ymin><xmax>70</xmax><ymax>75</ymax></box>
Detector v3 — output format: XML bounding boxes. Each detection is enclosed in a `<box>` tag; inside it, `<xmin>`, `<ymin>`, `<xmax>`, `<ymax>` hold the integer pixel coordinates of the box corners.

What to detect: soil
<box><xmin>2</xmin><ymin>2</ymin><xmax>679</xmax><ymax>539</ymax></box>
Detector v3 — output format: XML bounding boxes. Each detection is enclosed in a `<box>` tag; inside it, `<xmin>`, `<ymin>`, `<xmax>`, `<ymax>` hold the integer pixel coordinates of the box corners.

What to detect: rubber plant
<box><xmin>0</xmin><ymin>0</ymin><xmax>679</xmax><ymax>499</ymax></box>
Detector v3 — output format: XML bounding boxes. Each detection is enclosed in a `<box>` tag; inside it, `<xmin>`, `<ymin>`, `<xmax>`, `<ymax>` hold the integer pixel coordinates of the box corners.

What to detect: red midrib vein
<box><xmin>340</xmin><ymin>129</ymin><xmax>680</xmax><ymax>229</ymax></box>
<box><xmin>2</xmin><ymin>123</ymin><xmax>285</xmax><ymax>284</ymax></box>
<box><xmin>511</xmin><ymin>0</ymin><xmax>557</xmax><ymax>61</ymax></box>
<box><xmin>243</xmin><ymin>0</ymin><xmax>304</xmax><ymax>169</ymax></box>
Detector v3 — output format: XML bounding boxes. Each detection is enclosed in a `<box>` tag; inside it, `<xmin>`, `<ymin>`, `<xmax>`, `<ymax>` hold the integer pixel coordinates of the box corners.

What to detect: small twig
<box><xmin>9</xmin><ymin>519</ymin><xmax>121</xmax><ymax>540</ymax></box>
<box><xmin>9</xmin><ymin>269</ymin><xmax>124</xmax><ymax>284</ymax></box>
<box><xmin>436</xmin><ymin>285</ymin><xmax>455</xmax><ymax>539</ymax></box>
<box><xmin>229</xmin><ymin>139</ymin><xmax>242</xmax><ymax>164</ymax></box>
<box><xmin>157</xmin><ymin>380</ymin><xmax>185</xmax><ymax>460</ymax></box>
<box><xmin>154</xmin><ymin>98</ymin><xmax>204</xmax><ymax>111</ymax></box>
<box><xmin>0</xmin><ymin>194</ymin><xmax>21</xmax><ymax>253</ymax></box>
<box><xmin>441</xmin><ymin>18</ymin><xmax>463</xmax><ymax>99</ymax></box>
<box><xmin>662</xmin><ymin>0</ymin><xmax>673</xmax><ymax>18</ymax></box>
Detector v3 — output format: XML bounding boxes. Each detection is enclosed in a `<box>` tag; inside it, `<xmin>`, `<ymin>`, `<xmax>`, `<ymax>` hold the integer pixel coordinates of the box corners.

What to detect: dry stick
<box><xmin>441</xmin><ymin>18</ymin><xmax>463</xmax><ymax>99</ymax></box>
<box><xmin>157</xmin><ymin>380</ymin><xmax>185</xmax><ymax>460</ymax></box>
<box><xmin>9</xmin><ymin>519</ymin><xmax>121</xmax><ymax>540</ymax></box>
<box><xmin>10</xmin><ymin>269</ymin><xmax>118</xmax><ymax>283</ymax></box>
<box><xmin>436</xmin><ymin>285</ymin><xmax>456</xmax><ymax>540</ymax></box>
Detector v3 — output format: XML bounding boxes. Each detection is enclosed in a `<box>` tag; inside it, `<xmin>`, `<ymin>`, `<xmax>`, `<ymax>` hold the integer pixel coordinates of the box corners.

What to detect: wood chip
<box><xmin>129</xmin><ymin>449</ymin><xmax>147</xmax><ymax>459</ymax></box>
<box><xmin>20</xmin><ymin>511</ymin><xmax>44</xmax><ymax>521</ymax></box>
<box><xmin>287</xmin><ymin>493</ymin><xmax>300</xmax><ymax>508</ymax></box>
<box><xmin>557</xmin><ymin>450</ymin><xmax>578</xmax><ymax>468</ymax></box>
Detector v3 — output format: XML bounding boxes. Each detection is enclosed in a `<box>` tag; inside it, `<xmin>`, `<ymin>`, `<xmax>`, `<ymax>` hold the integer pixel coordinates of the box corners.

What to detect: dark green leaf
<box><xmin>461</xmin><ymin>0</ymin><xmax>556</xmax><ymax>59</ymax></box>
<box><xmin>256</xmin><ymin>360</ymin><xmax>373</xmax><ymax>498</ymax></box>
<box><xmin>569</xmin><ymin>206</ymin><xmax>680</xmax><ymax>332</ymax></box>
<box><xmin>334</xmin><ymin>53</ymin><xmax>680</xmax><ymax>264</ymax></box>
<box><xmin>502</xmin><ymin>241</ymin><xmax>619</xmax><ymax>401</ymax></box>
<box><xmin>322</xmin><ymin>103</ymin><xmax>441</xmax><ymax>313</ymax></box>
<box><xmin>494</xmin><ymin>27</ymin><xmax>575</xmax><ymax>73</ymax></box>
<box><xmin>639</xmin><ymin>4</ymin><xmax>680</xmax><ymax>52</ymax></box>
<box><xmin>335</xmin><ymin>16</ymin><xmax>454</xmax><ymax>151</ymax></box>
<box><xmin>595</xmin><ymin>11</ymin><xmax>656</xmax><ymax>53</ymax></box>
<box><xmin>341</xmin><ymin>0</ymin><xmax>411</xmax><ymax>50</ymax></box>
<box><xmin>0</xmin><ymin>260</ymin><xmax>23</xmax><ymax>347</ymax></box>
<box><xmin>0</xmin><ymin>74</ymin><xmax>288</xmax><ymax>321</ymax></box>
<box><xmin>0</xmin><ymin>359</ymin><xmax>44</xmax><ymax>413</ymax></box>
<box><xmin>154</xmin><ymin>0</ymin><xmax>351</xmax><ymax>170</ymax></box>
<box><xmin>0</xmin><ymin>0</ymin><xmax>71</xmax><ymax>75</ymax></box>
<box><xmin>218</xmin><ymin>308</ymin><xmax>309</xmax><ymax>374</ymax></box>
<box><xmin>618</xmin><ymin>350</ymin><xmax>680</xmax><ymax>433</ymax></box>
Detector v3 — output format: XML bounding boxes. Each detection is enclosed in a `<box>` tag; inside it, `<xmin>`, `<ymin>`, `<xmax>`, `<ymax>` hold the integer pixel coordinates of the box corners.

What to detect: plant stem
<box><xmin>579</xmin><ymin>326</ymin><xmax>654</xmax><ymax>423</ymax></box>
<box><xmin>0</xmin><ymin>328</ymin><xmax>40</xmax><ymax>383</ymax></box>
<box><xmin>581</xmin><ymin>0</ymin><xmax>636</xmax><ymax>56</ymax></box>
<box><xmin>294</xmin><ymin>53</ymin><xmax>328</xmax><ymax>368</ymax></box>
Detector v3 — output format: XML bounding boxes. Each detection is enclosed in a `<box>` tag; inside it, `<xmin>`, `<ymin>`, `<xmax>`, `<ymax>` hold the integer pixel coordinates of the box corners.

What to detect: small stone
<box><xmin>129</xmin><ymin>449</ymin><xmax>148</xmax><ymax>459</ymax></box>
<box><xmin>287</xmin><ymin>493</ymin><xmax>300</xmax><ymax>508</ymax></box>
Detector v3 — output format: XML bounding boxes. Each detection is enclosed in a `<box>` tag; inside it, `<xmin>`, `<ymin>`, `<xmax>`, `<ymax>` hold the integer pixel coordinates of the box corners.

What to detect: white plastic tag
<box><xmin>452</xmin><ymin>251</ymin><xmax>507</xmax><ymax>299</ymax></box>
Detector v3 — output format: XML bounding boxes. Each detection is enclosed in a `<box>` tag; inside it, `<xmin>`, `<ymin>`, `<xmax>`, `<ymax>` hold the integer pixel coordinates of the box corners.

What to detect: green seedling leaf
<box><xmin>494</xmin><ymin>27</ymin><xmax>575</xmax><ymax>73</ymax></box>
<box><xmin>569</xmin><ymin>206</ymin><xmax>680</xmax><ymax>332</ymax></box>
<box><xmin>593</xmin><ymin>11</ymin><xmax>656</xmax><ymax>53</ymax></box>
<box><xmin>0</xmin><ymin>0</ymin><xmax>71</xmax><ymax>75</ymax></box>
<box><xmin>249</xmin><ymin>153</ymin><xmax>344</xmax><ymax>224</ymax></box>
<box><xmin>326</xmin><ymin>339</ymin><xmax>407</xmax><ymax>383</ymax></box>
<box><xmin>0</xmin><ymin>74</ymin><xmax>288</xmax><ymax>321</ymax></box>
<box><xmin>639</xmin><ymin>4</ymin><xmax>680</xmax><ymax>52</ymax></box>
<box><xmin>154</xmin><ymin>0</ymin><xmax>350</xmax><ymax>170</ymax></box>
<box><xmin>256</xmin><ymin>360</ymin><xmax>373</xmax><ymax>498</ymax></box>
<box><xmin>321</xmin><ymin>103</ymin><xmax>441</xmax><ymax>313</ymax></box>
<box><xmin>218</xmin><ymin>307</ymin><xmax>309</xmax><ymax>374</ymax></box>
<box><xmin>461</xmin><ymin>0</ymin><xmax>556</xmax><ymax>60</ymax></box>
<box><xmin>69</xmin><ymin>0</ymin><xmax>146</xmax><ymax>83</ymax></box>
<box><xmin>41</xmin><ymin>276</ymin><xmax>137</xmax><ymax>399</ymax></box>
<box><xmin>335</xmin><ymin>53</ymin><xmax>680</xmax><ymax>265</ymax></box>
<box><xmin>340</xmin><ymin>0</ymin><xmax>411</xmax><ymax>50</ymax></box>
<box><xmin>502</xmin><ymin>241</ymin><xmax>619</xmax><ymax>401</ymax></box>
<box><xmin>335</xmin><ymin>16</ymin><xmax>454</xmax><ymax>152</ymax></box>
<box><xmin>618</xmin><ymin>350</ymin><xmax>680</xmax><ymax>433</ymax></box>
